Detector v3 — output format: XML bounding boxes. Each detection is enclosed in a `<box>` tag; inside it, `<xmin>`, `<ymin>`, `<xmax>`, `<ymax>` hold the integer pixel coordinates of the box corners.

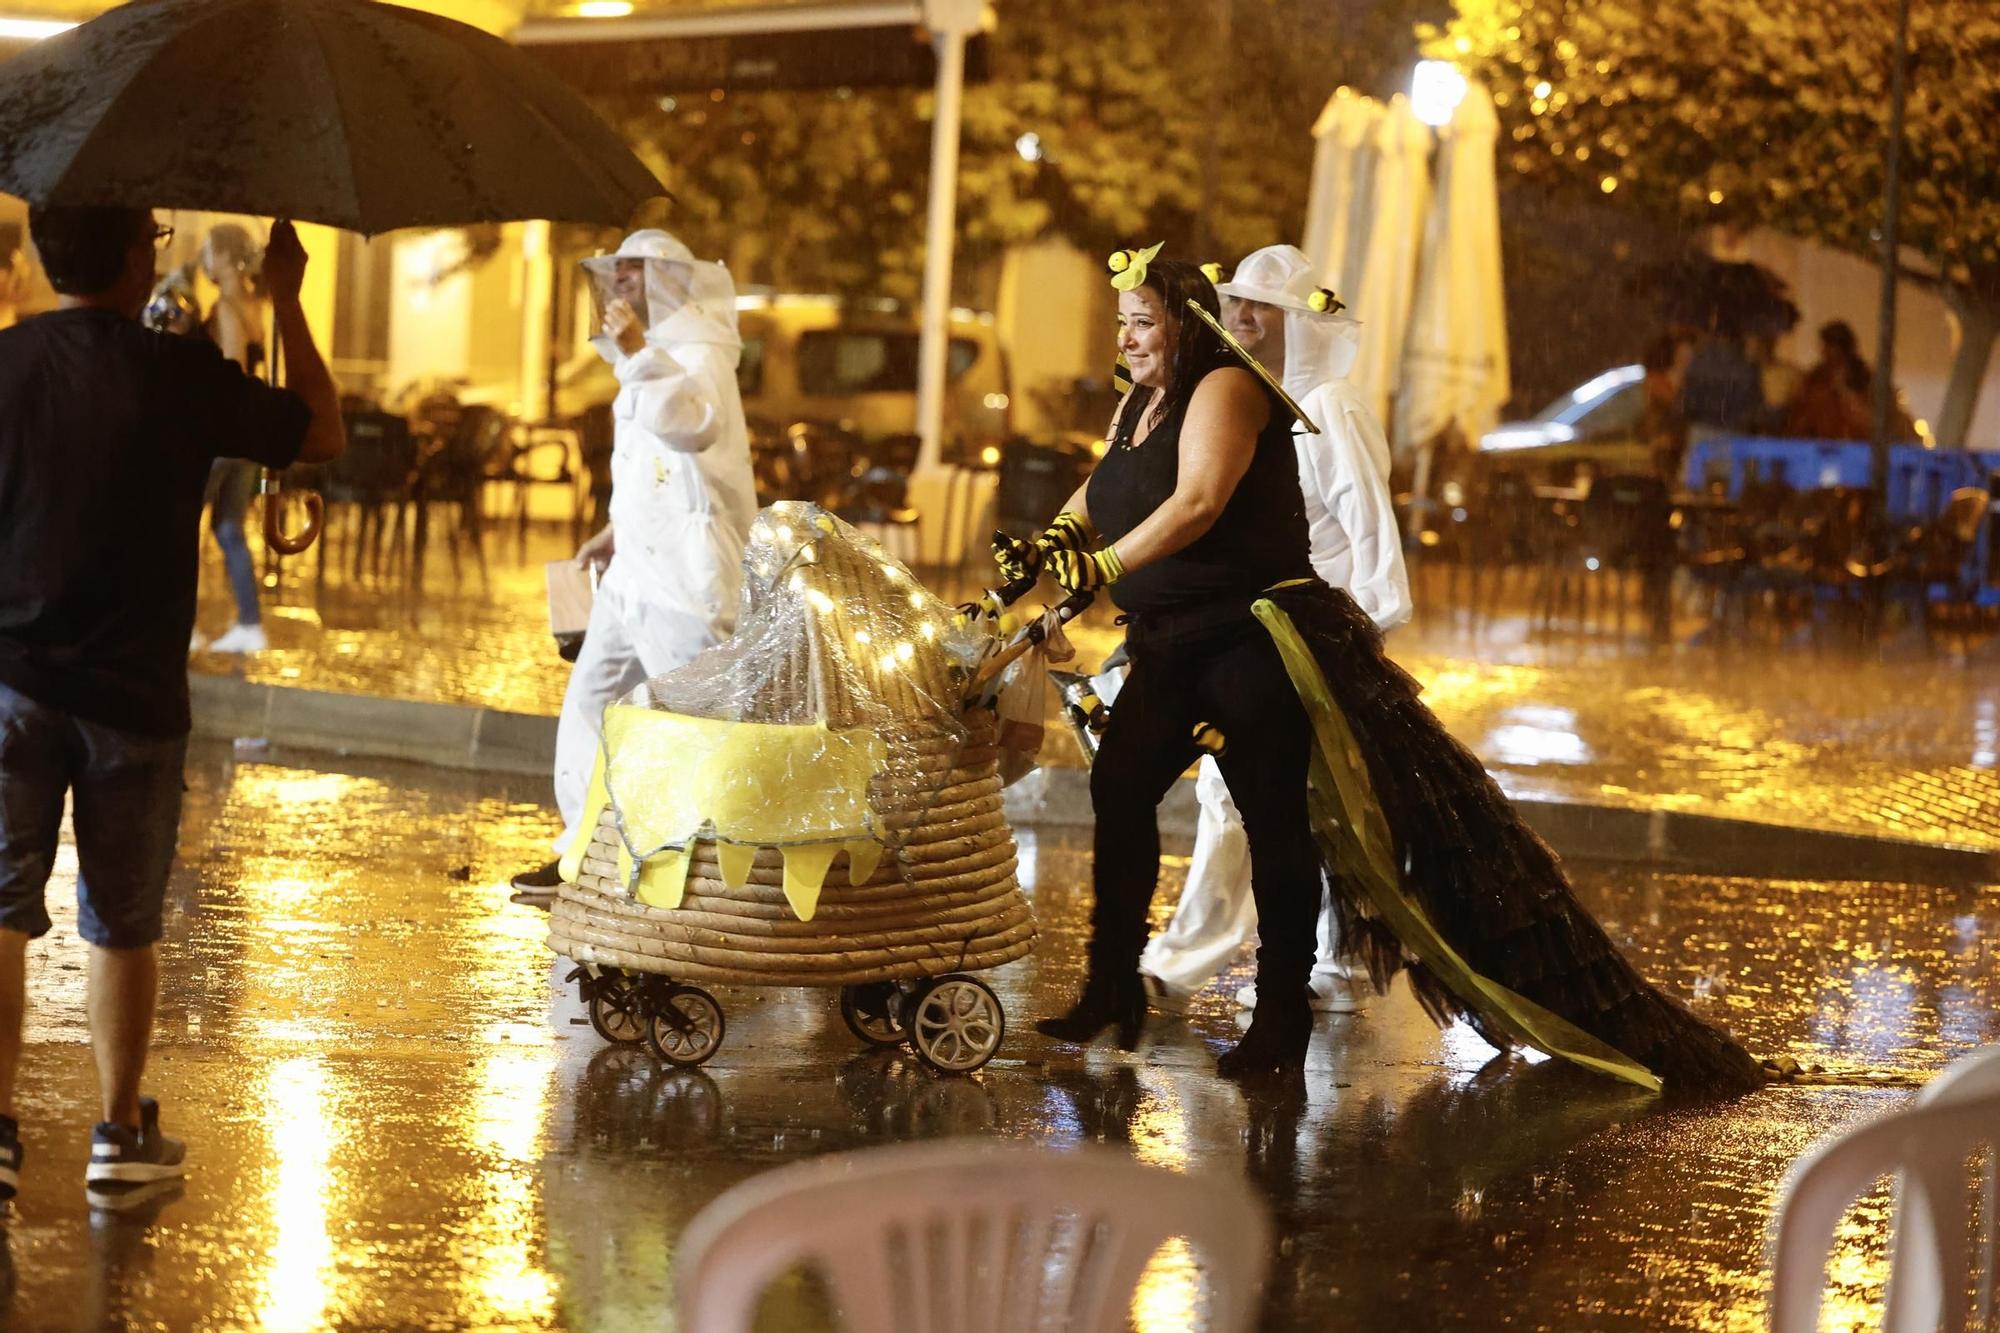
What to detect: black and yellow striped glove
<box><xmin>991</xmin><ymin>530</ymin><xmax>1042</xmax><ymax>583</ymax></box>
<box><xmin>1046</xmin><ymin>544</ymin><xmax>1124</xmax><ymax>593</ymax></box>
<box><xmin>993</xmin><ymin>512</ymin><xmax>1094</xmax><ymax>584</ymax></box>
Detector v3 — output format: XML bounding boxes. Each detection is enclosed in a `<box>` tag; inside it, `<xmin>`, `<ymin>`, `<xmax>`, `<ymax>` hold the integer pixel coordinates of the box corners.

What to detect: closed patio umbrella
<box><xmin>1346</xmin><ymin>94</ymin><xmax>1431</xmax><ymax>434</ymax></box>
<box><xmin>1396</xmin><ymin>83</ymin><xmax>1509</xmax><ymax>455</ymax></box>
<box><xmin>1302</xmin><ymin>88</ymin><xmax>1382</xmax><ymax>306</ymax></box>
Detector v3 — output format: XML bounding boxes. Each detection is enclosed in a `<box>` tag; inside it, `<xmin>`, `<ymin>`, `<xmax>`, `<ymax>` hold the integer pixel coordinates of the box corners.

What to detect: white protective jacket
<box><xmin>586</xmin><ymin>231</ymin><xmax>759</xmax><ymax>666</ymax></box>
<box><xmin>1294</xmin><ymin>378</ymin><xmax>1410</xmax><ymax>631</ymax></box>
<box><xmin>1218</xmin><ymin>243</ymin><xmax>1410</xmax><ymax>632</ymax></box>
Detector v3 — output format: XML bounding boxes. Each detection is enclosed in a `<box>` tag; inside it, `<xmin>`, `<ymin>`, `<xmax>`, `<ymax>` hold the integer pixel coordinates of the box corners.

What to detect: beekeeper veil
<box><xmin>581</xmin><ymin>228</ymin><xmax>740</xmax><ymax>364</ymax></box>
<box><xmin>1214</xmin><ymin>244</ymin><xmax>1360</xmax><ymax>402</ymax></box>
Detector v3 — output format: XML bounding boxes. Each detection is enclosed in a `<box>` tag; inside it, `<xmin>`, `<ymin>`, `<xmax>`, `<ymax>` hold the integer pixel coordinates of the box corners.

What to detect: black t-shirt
<box><xmin>0</xmin><ymin>307</ymin><xmax>310</xmax><ymax>735</ymax></box>
<box><xmin>1087</xmin><ymin>373</ymin><xmax>1313</xmax><ymax>615</ymax></box>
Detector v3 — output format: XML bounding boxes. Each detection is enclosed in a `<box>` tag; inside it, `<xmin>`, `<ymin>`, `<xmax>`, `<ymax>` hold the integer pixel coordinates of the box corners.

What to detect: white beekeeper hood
<box><xmin>581</xmin><ymin>228</ymin><xmax>740</xmax><ymax>363</ymax></box>
<box><xmin>1215</xmin><ymin>244</ymin><xmax>1361</xmax><ymax>397</ymax></box>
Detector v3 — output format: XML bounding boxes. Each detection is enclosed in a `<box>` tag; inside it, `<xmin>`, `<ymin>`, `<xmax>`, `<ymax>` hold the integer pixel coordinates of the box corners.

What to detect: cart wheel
<box><xmin>587</xmin><ymin>976</ymin><xmax>646</xmax><ymax>1045</ymax></box>
<box><xmin>839</xmin><ymin>982</ymin><xmax>909</xmax><ymax>1048</ymax></box>
<box><xmin>908</xmin><ymin>975</ymin><xmax>1005</xmax><ymax>1075</ymax></box>
<box><xmin>644</xmin><ymin>984</ymin><xmax>726</xmax><ymax>1067</ymax></box>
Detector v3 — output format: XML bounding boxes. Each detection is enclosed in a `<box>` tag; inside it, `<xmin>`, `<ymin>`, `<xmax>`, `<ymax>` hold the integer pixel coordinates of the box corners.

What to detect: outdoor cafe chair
<box><xmin>1887</xmin><ymin>487</ymin><xmax>1991</xmax><ymax>649</ymax></box>
<box><xmin>674</xmin><ymin>1139</ymin><xmax>1272</xmax><ymax>1333</ymax></box>
<box><xmin>1769</xmin><ymin>1044</ymin><xmax>2000</xmax><ymax>1333</ymax></box>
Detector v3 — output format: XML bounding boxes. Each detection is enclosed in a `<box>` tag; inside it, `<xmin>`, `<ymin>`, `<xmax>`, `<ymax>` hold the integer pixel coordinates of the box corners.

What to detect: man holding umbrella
<box><xmin>0</xmin><ymin>207</ymin><xmax>343</xmax><ymax>1205</ymax></box>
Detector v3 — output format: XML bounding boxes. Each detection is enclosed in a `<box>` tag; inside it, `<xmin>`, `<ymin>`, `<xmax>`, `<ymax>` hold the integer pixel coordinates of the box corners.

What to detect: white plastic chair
<box><xmin>674</xmin><ymin>1139</ymin><xmax>1272</xmax><ymax>1333</ymax></box>
<box><xmin>1770</xmin><ymin>1045</ymin><xmax>2000</xmax><ymax>1332</ymax></box>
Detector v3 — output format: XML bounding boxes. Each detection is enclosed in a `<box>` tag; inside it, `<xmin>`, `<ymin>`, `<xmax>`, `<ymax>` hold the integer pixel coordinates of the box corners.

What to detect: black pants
<box><xmin>1088</xmin><ymin>611</ymin><xmax>1322</xmax><ymax>995</ymax></box>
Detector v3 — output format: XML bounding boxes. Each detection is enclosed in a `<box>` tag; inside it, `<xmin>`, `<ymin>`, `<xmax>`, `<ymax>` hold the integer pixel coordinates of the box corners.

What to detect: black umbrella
<box><xmin>0</xmin><ymin>0</ymin><xmax>664</xmax><ymax>553</ymax></box>
<box><xmin>1629</xmin><ymin>255</ymin><xmax>1801</xmax><ymax>340</ymax></box>
<box><xmin>0</xmin><ymin>0</ymin><xmax>663</xmax><ymax>234</ymax></box>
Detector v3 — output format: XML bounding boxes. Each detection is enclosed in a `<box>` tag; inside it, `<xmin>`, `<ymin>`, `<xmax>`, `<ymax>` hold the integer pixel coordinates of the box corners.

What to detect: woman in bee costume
<box><xmin>1000</xmin><ymin>248</ymin><xmax>1762</xmax><ymax>1095</ymax></box>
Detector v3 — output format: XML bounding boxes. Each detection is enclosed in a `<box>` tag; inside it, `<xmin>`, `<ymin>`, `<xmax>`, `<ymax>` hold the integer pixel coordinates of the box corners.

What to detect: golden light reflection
<box><xmin>1129</xmin><ymin>1237</ymin><xmax>1200</xmax><ymax>1333</ymax></box>
<box><xmin>462</xmin><ymin>1042</ymin><xmax>557</xmax><ymax>1326</ymax></box>
<box><xmin>258</xmin><ymin>1055</ymin><xmax>337</xmax><ymax>1333</ymax></box>
<box><xmin>1126</xmin><ymin>1069</ymin><xmax>1190</xmax><ymax>1173</ymax></box>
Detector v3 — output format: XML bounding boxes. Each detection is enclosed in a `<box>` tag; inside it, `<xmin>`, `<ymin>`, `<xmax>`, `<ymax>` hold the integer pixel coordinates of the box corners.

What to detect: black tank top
<box><xmin>1087</xmin><ymin>371</ymin><xmax>1312</xmax><ymax>615</ymax></box>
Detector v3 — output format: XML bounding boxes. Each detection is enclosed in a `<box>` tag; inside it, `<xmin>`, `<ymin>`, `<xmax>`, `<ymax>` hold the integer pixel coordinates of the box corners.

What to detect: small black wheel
<box><xmin>908</xmin><ymin>975</ymin><xmax>1005</xmax><ymax>1075</ymax></box>
<box><xmin>839</xmin><ymin>983</ymin><xmax>909</xmax><ymax>1048</ymax></box>
<box><xmin>644</xmin><ymin>984</ymin><xmax>726</xmax><ymax>1067</ymax></box>
<box><xmin>587</xmin><ymin>975</ymin><xmax>646</xmax><ymax>1045</ymax></box>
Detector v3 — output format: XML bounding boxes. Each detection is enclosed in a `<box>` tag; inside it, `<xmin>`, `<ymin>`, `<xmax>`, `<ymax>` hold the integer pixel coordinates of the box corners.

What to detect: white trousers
<box><xmin>1137</xmin><ymin>757</ymin><xmax>1346</xmax><ymax>998</ymax></box>
<box><xmin>551</xmin><ymin>569</ymin><xmax>719</xmax><ymax>852</ymax></box>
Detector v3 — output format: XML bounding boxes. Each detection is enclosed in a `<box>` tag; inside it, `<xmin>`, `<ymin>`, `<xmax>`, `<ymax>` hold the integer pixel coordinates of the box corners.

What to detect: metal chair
<box><xmin>1770</xmin><ymin>1045</ymin><xmax>2000</xmax><ymax>1333</ymax></box>
<box><xmin>675</xmin><ymin>1140</ymin><xmax>1272</xmax><ymax>1333</ymax></box>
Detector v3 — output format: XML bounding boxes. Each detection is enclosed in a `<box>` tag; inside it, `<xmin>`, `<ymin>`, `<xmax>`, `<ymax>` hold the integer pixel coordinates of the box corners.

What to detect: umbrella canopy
<box><xmin>1301</xmin><ymin>88</ymin><xmax>1382</xmax><ymax>309</ymax></box>
<box><xmin>1396</xmin><ymin>83</ymin><xmax>1510</xmax><ymax>452</ymax></box>
<box><xmin>1346</xmin><ymin>94</ymin><xmax>1431</xmax><ymax>433</ymax></box>
<box><xmin>0</xmin><ymin>0</ymin><xmax>662</xmax><ymax>235</ymax></box>
<box><xmin>1632</xmin><ymin>255</ymin><xmax>1800</xmax><ymax>339</ymax></box>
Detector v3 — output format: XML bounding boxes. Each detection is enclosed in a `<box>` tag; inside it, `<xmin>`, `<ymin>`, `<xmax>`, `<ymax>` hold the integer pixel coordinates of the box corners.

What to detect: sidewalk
<box><xmin>190</xmin><ymin>526</ymin><xmax>2000</xmax><ymax>851</ymax></box>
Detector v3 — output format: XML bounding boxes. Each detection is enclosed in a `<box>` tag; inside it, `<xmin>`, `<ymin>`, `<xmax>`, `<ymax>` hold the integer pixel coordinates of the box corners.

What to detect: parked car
<box><xmin>553</xmin><ymin>293</ymin><xmax>1012</xmax><ymax>507</ymax></box>
<box><xmin>1477</xmin><ymin>365</ymin><xmax>1650</xmax><ymax>481</ymax></box>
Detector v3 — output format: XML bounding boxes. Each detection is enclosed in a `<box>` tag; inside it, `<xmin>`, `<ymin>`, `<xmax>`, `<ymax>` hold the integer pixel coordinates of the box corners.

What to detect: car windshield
<box><xmin>1531</xmin><ymin>365</ymin><xmax>1645</xmax><ymax>429</ymax></box>
<box><xmin>796</xmin><ymin>331</ymin><xmax>980</xmax><ymax>395</ymax></box>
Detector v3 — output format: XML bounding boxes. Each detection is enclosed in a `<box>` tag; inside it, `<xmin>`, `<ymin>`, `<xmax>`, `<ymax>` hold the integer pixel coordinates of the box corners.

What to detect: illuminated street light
<box><xmin>1015</xmin><ymin>131</ymin><xmax>1042</xmax><ymax>162</ymax></box>
<box><xmin>1411</xmin><ymin>59</ymin><xmax>1469</xmax><ymax>128</ymax></box>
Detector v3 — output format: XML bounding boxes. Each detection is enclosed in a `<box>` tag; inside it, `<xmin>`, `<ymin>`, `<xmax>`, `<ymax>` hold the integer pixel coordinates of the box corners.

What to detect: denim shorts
<box><xmin>0</xmin><ymin>681</ymin><xmax>187</xmax><ymax>948</ymax></box>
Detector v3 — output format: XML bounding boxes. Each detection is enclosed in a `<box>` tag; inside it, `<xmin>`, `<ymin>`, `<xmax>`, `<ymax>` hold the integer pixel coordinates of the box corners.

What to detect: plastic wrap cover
<box><xmin>566</xmin><ymin>503</ymin><xmax>994</xmax><ymax>921</ymax></box>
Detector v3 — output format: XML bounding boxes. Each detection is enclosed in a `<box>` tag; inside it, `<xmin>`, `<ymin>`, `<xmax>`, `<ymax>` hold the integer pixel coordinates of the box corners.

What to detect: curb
<box><xmin>191</xmin><ymin>671</ymin><xmax>2000</xmax><ymax>888</ymax></box>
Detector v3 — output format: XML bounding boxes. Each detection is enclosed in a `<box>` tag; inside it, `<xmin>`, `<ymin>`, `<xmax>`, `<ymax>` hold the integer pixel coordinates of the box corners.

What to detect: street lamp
<box><xmin>1410</xmin><ymin>59</ymin><xmax>1468</xmax><ymax>128</ymax></box>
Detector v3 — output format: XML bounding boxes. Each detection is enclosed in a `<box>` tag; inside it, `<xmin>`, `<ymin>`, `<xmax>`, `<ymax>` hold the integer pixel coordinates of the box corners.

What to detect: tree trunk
<box><xmin>1936</xmin><ymin>288</ymin><xmax>1999</xmax><ymax>449</ymax></box>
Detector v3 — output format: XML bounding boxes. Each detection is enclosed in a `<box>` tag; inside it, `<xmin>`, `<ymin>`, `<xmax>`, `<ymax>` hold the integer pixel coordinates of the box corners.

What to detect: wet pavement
<box><xmin>192</xmin><ymin>527</ymin><xmax>2000</xmax><ymax>849</ymax></box>
<box><xmin>4</xmin><ymin>741</ymin><xmax>1996</xmax><ymax>1330</ymax></box>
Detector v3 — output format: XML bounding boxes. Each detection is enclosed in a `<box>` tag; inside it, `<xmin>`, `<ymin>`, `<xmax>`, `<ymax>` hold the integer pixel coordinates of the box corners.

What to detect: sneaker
<box><xmin>1235</xmin><ymin>973</ymin><xmax>1370</xmax><ymax>1015</ymax></box>
<box><xmin>86</xmin><ymin>1097</ymin><xmax>186</xmax><ymax>1197</ymax></box>
<box><xmin>1140</xmin><ymin>971</ymin><xmax>1188</xmax><ymax>1014</ymax></box>
<box><xmin>0</xmin><ymin>1115</ymin><xmax>20</xmax><ymax>1202</ymax></box>
<box><xmin>510</xmin><ymin>859</ymin><xmax>563</xmax><ymax>907</ymax></box>
<box><xmin>207</xmin><ymin>623</ymin><xmax>268</xmax><ymax>654</ymax></box>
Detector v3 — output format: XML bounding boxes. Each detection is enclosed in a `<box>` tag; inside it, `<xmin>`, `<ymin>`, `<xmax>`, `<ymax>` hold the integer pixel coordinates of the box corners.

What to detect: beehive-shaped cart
<box><xmin>548</xmin><ymin>503</ymin><xmax>1038</xmax><ymax>1074</ymax></box>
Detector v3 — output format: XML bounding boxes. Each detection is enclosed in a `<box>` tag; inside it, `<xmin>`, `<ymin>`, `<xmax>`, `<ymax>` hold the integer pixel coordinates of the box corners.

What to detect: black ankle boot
<box><xmin>1216</xmin><ymin>984</ymin><xmax>1312</xmax><ymax>1081</ymax></box>
<box><xmin>1036</xmin><ymin>971</ymin><xmax>1146</xmax><ymax>1051</ymax></box>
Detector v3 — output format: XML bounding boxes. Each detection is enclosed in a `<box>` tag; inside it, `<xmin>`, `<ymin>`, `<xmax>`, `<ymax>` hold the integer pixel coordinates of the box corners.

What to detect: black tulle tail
<box><xmin>1255</xmin><ymin>586</ymin><xmax>1767</xmax><ymax>1100</ymax></box>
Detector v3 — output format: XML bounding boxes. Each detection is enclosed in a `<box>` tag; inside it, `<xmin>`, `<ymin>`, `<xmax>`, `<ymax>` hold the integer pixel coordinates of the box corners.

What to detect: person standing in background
<box><xmin>193</xmin><ymin>224</ymin><xmax>272</xmax><ymax>655</ymax></box>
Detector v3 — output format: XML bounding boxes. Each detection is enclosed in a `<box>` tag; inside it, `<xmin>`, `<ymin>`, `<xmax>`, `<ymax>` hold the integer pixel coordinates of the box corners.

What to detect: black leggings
<box><xmin>1088</xmin><ymin>615</ymin><xmax>1322</xmax><ymax>993</ymax></box>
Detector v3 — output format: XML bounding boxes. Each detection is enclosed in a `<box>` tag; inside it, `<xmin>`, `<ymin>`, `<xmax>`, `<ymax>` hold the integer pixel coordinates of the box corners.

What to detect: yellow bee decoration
<box><xmin>1307</xmin><ymin>287</ymin><xmax>1347</xmax><ymax>315</ymax></box>
<box><xmin>1108</xmin><ymin>242</ymin><xmax>1163</xmax><ymax>292</ymax></box>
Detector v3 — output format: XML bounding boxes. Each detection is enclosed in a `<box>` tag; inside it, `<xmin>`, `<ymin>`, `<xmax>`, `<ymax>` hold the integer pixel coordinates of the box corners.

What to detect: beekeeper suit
<box><xmin>525</xmin><ymin>230</ymin><xmax>757</xmax><ymax>888</ymax></box>
<box><xmin>1139</xmin><ymin>244</ymin><xmax>1410</xmax><ymax>1012</ymax></box>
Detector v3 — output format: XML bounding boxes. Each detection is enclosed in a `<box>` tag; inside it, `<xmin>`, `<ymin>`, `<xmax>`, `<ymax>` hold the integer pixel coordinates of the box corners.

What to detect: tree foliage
<box><xmin>590</xmin><ymin>0</ymin><xmax>1434</xmax><ymax>301</ymax></box>
<box><xmin>1436</xmin><ymin>0</ymin><xmax>2000</xmax><ymax>440</ymax></box>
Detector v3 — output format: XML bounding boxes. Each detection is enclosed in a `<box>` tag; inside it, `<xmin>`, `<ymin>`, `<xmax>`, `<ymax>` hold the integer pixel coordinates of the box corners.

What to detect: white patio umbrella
<box><xmin>1396</xmin><ymin>83</ymin><xmax>1510</xmax><ymax>454</ymax></box>
<box><xmin>1346</xmin><ymin>94</ymin><xmax>1432</xmax><ymax>433</ymax></box>
<box><xmin>1301</xmin><ymin>88</ymin><xmax>1383</xmax><ymax>303</ymax></box>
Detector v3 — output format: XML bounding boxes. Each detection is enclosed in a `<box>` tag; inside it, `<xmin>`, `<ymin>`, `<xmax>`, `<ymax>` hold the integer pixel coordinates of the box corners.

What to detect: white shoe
<box><xmin>207</xmin><ymin>623</ymin><xmax>268</xmax><ymax>654</ymax></box>
<box><xmin>1235</xmin><ymin>974</ymin><xmax>1369</xmax><ymax>1015</ymax></box>
<box><xmin>1140</xmin><ymin>971</ymin><xmax>1188</xmax><ymax>1014</ymax></box>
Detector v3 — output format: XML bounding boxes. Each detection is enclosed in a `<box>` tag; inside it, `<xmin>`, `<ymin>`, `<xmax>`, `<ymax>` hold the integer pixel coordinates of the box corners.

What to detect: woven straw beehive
<box><xmin>547</xmin><ymin>505</ymin><xmax>1036</xmax><ymax>985</ymax></box>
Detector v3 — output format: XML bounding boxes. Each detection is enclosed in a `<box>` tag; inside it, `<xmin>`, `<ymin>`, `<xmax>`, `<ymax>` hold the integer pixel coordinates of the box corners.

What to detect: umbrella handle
<box><xmin>261</xmin><ymin>471</ymin><xmax>324</xmax><ymax>555</ymax></box>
